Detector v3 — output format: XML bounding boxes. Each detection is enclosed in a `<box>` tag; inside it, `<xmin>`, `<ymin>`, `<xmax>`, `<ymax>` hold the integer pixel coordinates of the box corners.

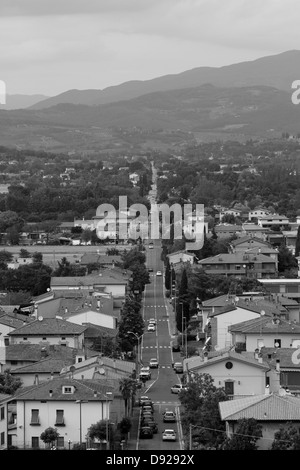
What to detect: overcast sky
<box><xmin>0</xmin><ymin>0</ymin><xmax>299</xmax><ymax>96</ymax></box>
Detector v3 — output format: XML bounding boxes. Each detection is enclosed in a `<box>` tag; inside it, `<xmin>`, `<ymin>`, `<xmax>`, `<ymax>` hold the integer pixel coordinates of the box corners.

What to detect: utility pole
<box><xmin>189</xmin><ymin>424</ymin><xmax>192</xmax><ymax>450</ymax></box>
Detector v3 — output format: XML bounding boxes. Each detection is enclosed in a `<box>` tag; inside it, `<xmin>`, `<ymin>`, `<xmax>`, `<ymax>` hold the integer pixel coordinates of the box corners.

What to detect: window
<box><xmin>235</xmin><ymin>265</ymin><xmax>241</xmax><ymax>270</ymax></box>
<box><xmin>62</xmin><ymin>386</ymin><xmax>73</xmax><ymax>394</ymax></box>
<box><xmin>0</xmin><ymin>407</ymin><xmax>4</xmax><ymax>420</ymax></box>
<box><xmin>4</xmin><ymin>337</ymin><xmax>9</xmax><ymax>346</ymax></box>
<box><xmin>274</xmin><ymin>339</ymin><xmax>281</xmax><ymax>348</ymax></box>
<box><xmin>31</xmin><ymin>437</ymin><xmax>39</xmax><ymax>449</ymax></box>
<box><xmin>10</xmin><ymin>360</ymin><xmax>18</xmax><ymax>365</ymax></box>
<box><xmin>23</xmin><ymin>337</ymin><xmax>28</xmax><ymax>341</ymax></box>
<box><xmin>30</xmin><ymin>409</ymin><xmax>40</xmax><ymax>425</ymax></box>
<box><xmin>61</xmin><ymin>337</ymin><xmax>66</xmax><ymax>340</ymax></box>
<box><xmin>55</xmin><ymin>410</ymin><xmax>65</xmax><ymax>426</ymax></box>
<box><xmin>42</xmin><ymin>337</ymin><xmax>47</xmax><ymax>341</ymax></box>
<box><xmin>57</xmin><ymin>437</ymin><xmax>64</xmax><ymax>448</ymax></box>
<box><xmin>225</xmin><ymin>361</ymin><xmax>233</xmax><ymax>370</ymax></box>
<box><xmin>1</xmin><ymin>432</ymin><xmax>4</xmax><ymax>446</ymax></box>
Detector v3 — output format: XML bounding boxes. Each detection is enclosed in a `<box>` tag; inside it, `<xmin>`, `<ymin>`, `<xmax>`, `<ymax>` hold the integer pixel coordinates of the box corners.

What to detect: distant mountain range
<box><xmin>28</xmin><ymin>50</ymin><xmax>300</xmax><ymax>110</ymax></box>
<box><xmin>0</xmin><ymin>94</ymin><xmax>49</xmax><ymax>110</ymax></box>
<box><xmin>0</xmin><ymin>50</ymin><xmax>299</xmax><ymax>152</ymax></box>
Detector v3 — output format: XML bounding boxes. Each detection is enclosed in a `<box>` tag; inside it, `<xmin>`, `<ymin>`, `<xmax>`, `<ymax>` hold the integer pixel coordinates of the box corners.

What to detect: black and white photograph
<box><xmin>1</xmin><ymin>0</ymin><xmax>300</xmax><ymax>455</ymax></box>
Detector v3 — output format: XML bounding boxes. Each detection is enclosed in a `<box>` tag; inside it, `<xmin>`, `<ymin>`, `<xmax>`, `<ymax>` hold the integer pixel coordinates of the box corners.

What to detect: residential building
<box><xmin>214</xmin><ymin>224</ymin><xmax>243</xmax><ymax>239</ymax></box>
<box><xmin>228</xmin><ymin>315</ymin><xmax>300</xmax><ymax>351</ymax></box>
<box><xmin>258</xmin><ymin>279</ymin><xmax>300</xmax><ymax>304</ymax></box>
<box><xmin>229</xmin><ymin>235</ymin><xmax>272</xmax><ymax>253</ymax></box>
<box><xmin>219</xmin><ymin>392</ymin><xmax>300</xmax><ymax>450</ymax></box>
<box><xmin>241</xmin><ymin>223</ymin><xmax>269</xmax><ymax>239</ymax></box>
<box><xmin>0</xmin><ymin>393</ymin><xmax>11</xmax><ymax>450</ymax></box>
<box><xmin>7</xmin><ymin>318</ymin><xmax>86</xmax><ymax>349</ymax></box>
<box><xmin>50</xmin><ymin>274</ymin><xmax>128</xmax><ymax>298</ymax></box>
<box><xmin>257</xmin><ymin>214</ymin><xmax>290</xmax><ymax>229</ymax></box>
<box><xmin>184</xmin><ymin>351</ymin><xmax>270</xmax><ymax>398</ymax></box>
<box><xmin>9</xmin><ymin>377</ymin><xmax>114</xmax><ymax>449</ymax></box>
<box><xmin>196</xmin><ymin>252</ymin><xmax>277</xmax><ymax>279</ymax></box>
<box><xmin>248</xmin><ymin>209</ymin><xmax>270</xmax><ymax>221</ymax></box>
<box><xmin>167</xmin><ymin>251</ymin><xmax>195</xmax><ymax>266</ymax></box>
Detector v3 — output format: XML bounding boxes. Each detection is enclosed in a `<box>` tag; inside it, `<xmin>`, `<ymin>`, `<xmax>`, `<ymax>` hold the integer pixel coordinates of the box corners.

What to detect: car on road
<box><xmin>170</xmin><ymin>384</ymin><xmax>187</xmax><ymax>394</ymax></box>
<box><xmin>141</xmin><ymin>418</ymin><xmax>158</xmax><ymax>434</ymax></box>
<box><xmin>148</xmin><ymin>318</ymin><xmax>156</xmax><ymax>325</ymax></box>
<box><xmin>147</xmin><ymin>323</ymin><xmax>156</xmax><ymax>332</ymax></box>
<box><xmin>149</xmin><ymin>358</ymin><xmax>159</xmax><ymax>368</ymax></box>
<box><xmin>162</xmin><ymin>429</ymin><xmax>177</xmax><ymax>441</ymax></box>
<box><xmin>163</xmin><ymin>411</ymin><xmax>176</xmax><ymax>423</ymax></box>
<box><xmin>148</xmin><ymin>268</ymin><xmax>153</xmax><ymax>272</ymax></box>
<box><xmin>139</xmin><ymin>367</ymin><xmax>151</xmax><ymax>381</ymax></box>
<box><xmin>156</xmin><ymin>270</ymin><xmax>162</xmax><ymax>276</ymax></box>
<box><xmin>149</xmin><ymin>243</ymin><xmax>154</xmax><ymax>249</ymax></box>
<box><xmin>141</xmin><ymin>405</ymin><xmax>154</xmax><ymax>414</ymax></box>
<box><xmin>139</xmin><ymin>395</ymin><xmax>150</xmax><ymax>406</ymax></box>
<box><xmin>139</xmin><ymin>426</ymin><xmax>153</xmax><ymax>439</ymax></box>
<box><xmin>173</xmin><ymin>362</ymin><xmax>183</xmax><ymax>373</ymax></box>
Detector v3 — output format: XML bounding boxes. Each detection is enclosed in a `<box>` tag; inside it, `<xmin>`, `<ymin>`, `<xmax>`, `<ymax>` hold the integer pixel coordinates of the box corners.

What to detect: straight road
<box><xmin>136</xmin><ymin>240</ymin><xmax>184</xmax><ymax>450</ymax></box>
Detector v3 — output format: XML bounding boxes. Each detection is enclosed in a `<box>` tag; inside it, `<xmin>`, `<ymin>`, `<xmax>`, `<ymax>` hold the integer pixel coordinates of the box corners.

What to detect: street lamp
<box><xmin>180</xmin><ymin>303</ymin><xmax>187</xmax><ymax>359</ymax></box>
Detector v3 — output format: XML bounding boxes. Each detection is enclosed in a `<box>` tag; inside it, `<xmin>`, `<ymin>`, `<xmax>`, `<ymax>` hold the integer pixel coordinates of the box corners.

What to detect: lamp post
<box><xmin>180</xmin><ymin>303</ymin><xmax>187</xmax><ymax>358</ymax></box>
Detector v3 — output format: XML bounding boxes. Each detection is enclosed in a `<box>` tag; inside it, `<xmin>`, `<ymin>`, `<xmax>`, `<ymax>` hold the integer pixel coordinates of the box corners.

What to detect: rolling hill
<box><xmin>29</xmin><ymin>50</ymin><xmax>300</xmax><ymax>110</ymax></box>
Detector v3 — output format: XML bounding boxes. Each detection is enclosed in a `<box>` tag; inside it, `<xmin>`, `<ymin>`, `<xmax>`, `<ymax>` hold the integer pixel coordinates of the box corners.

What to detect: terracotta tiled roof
<box><xmin>185</xmin><ymin>350</ymin><xmax>269</xmax><ymax>372</ymax></box>
<box><xmin>8</xmin><ymin>318</ymin><xmax>87</xmax><ymax>336</ymax></box>
<box><xmin>5</xmin><ymin>344</ymin><xmax>82</xmax><ymax>361</ymax></box>
<box><xmin>228</xmin><ymin>316</ymin><xmax>300</xmax><ymax>334</ymax></box>
<box><xmin>10</xmin><ymin>357</ymin><xmax>75</xmax><ymax>375</ymax></box>
<box><xmin>50</xmin><ymin>275</ymin><xmax>127</xmax><ymax>286</ymax></box>
<box><xmin>13</xmin><ymin>377</ymin><xmax>114</xmax><ymax>401</ymax></box>
<box><xmin>219</xmin><ymin>393</ymin><xmax>300</xmax><ymax>421</ymax></box>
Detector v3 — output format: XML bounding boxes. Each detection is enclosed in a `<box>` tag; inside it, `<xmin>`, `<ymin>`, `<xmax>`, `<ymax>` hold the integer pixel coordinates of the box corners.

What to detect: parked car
<box><xmin>170</xmin><ymin>384</ymin><xmax>187</xmax><ymax>394</ymax></box>
<box><xmin>162</xmin><ymin>429</ymin><xmax>176</xmax><ymax>441</ymax></box>
<box><xmin>171</xmin><ymin>338</ymin><xmax>180</xmax><ymax>352</ymax></box>
<box><xmin>141</xmin><ymin>402</ymin><xmax>154</xmax><ymax>412</ymax></box>
<box><xmin>156</xmin><ymin>270</ymin><xmax>162</xmax><ymax>276</ymax></box>
<box><xmin>148</xmin><ymin>323</ymin><xmax>156</xmax><ymax>332</ymax></box>
<box><xmin>149</xmin><ymin>358</ymin><xmax>159</xmax><ymax>368</ymax></box>
<box><xmin>148</xmin><ymin>267</ymin><xmax>154</xmax><ymax>272</ymax></box>
<box><xmin>173</xmin><ymin>362</ymin><xmax>183</xmax><ymax>373</ymax></box>
<box><xmin>148</xmin><ymin>318</ymin><xmax>156</xmax><ymax>325</ymax></box>
<box><xmin>139</xmin><ymin>426</ymin><xmax>153</xmax><ymax>439</ymax></box>
<box><xmin>142</xmin><ymin>419</ymin><xmax>158</xmax><ymax>434</ymax></box>
<box><xmin>139</xmin><ymin>395</ymin><xmax>150</xmax><ymax>406</ymax></box>
<box><xmin>163</xmin><ymin>411</ymin><xmax>176</xmax><ymax>423</ymax></box>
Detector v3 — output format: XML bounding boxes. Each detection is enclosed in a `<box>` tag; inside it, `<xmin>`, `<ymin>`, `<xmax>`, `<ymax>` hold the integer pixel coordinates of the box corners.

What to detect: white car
<box><xmin>148</xmin><ymin>318</ymin><xmax>156</xmax><ymax>325</ymax></box>
<box><xmin>162</xmin><ymin>429</ymin><xmax>176</xmax><ymax>441</ymax></box>
<box><xmin>149</xmin><ymin>358</ymin><xmax>159</xmax><ymax>368</ymax></box>
<box><xmin>170</xmin><ymin>384</ymin><xmax>187</xmax><ymax>394</ymax></box>
<box><xmin>156</xmin><ymin>271</ymin><xmax>162</xmax><ymax>276</ymax></box>
<box><xmin>148</xmin><ymin>323</ymin><xmax>156</xmax><ymax>332</ymax></box>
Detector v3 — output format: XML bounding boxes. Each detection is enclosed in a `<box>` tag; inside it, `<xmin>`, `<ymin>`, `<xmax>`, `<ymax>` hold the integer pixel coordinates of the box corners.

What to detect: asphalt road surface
<box><xmin>136</xmin><ymin>240</ymin><xmax>184</xmax><ymax>451</ymax></box>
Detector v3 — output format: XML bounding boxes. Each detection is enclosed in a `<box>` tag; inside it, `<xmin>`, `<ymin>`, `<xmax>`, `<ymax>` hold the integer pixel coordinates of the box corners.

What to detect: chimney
<box><xmin>276</xmin><ymin>359</ymin><xmax>280</xmax><ymax>372</ymax></box>
<box><xmin>258</xmin><ymin>354</ymin><xmax>263</xmax><ymax>363</ymax></box>
<box><xmin>254</xmin><ymin>348</ymin><xmax>259</xmax><ymax>360</ymax></box>
<box><xmin>49</xmin><ymin>389</ymin><xmax>53</xmax><ymax>397</ymax></box>
<box><xmin>93</xmin><ymin>390</ymin><xmax>97</xmax><ymax>397</ymax></box>
<box><xmin>50</xmin><ymin>373</ymin><xmax>54</xmax><ymax>380</ymax></box>
<box><xmin>265</xmin><ymin>385</ymin><xmax>270</xmax><ymax>395</ymax></box>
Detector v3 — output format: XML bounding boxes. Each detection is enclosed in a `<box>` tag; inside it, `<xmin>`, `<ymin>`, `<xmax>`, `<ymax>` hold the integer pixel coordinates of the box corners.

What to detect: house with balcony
<box><xmin>257</xmin><ymin>214</ymin><xmax>290</xmax><ymax>229</ymax></box>
<box><xmin>241</xmin><ymin>223</ymin><xmax>270</xmax><ymax>239</ymax></box>
<box><xmin>229</xmin><ymin>235</ymin><xmax>272</xmax><ymax>253</ymax></box>
<box><xmin>260</xmin><ymin>347</ymin><xmax>300</xmax><ymax>395</ymax></box>
<box><xmin>228</xmin><ymin>315</ymin><xmax>300</xmax><ymax>352</ymax></box>
<box><xmin>0</xmin><ymin>314</ymin><xmax>34</xmax><ymax>347</ymax></box>
<box><xmin>196</xmin><ymin>252</ymin><xmax>277</xmax><ymax>279</ymax></box>
<box><xmin>258</xmin><ymin>279</ymin><xmax>300</xmax><ymax>304</ymax></box>
<box><xmin>7</xmin><ymin>318</ymin><xmax>87</xmax><ymax>350</ymax></box>
<box><xmin>184</xmin><ymin>350</ymin><xmax>270</xmax><ymax>398</ymax></box>
<box><xmin>219</xmin><ymin>391</ymin><xmax>300</xmax><ymax>450</ymax></box>
<box><xmin>248</xmin><ymin>208</ymin><xmax>270</xmax><ymax>221</ymax></box>
<box><xmin>214</xmin><ymin>224</ymin><xmax>243</xmax><ymax>239</ymax></box>
<box><xmin>8</xmin><ymin>377</ymin><xmax>114</xmax><ymax>450</ymax></box>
